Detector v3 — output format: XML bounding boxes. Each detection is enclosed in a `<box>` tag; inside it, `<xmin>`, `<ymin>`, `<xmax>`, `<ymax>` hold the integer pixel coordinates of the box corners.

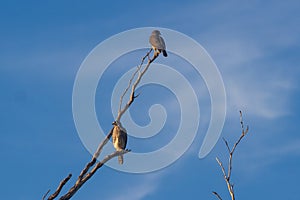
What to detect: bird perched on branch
<box><xmin>112</xmin><ymin>121</ymin><xmax>127</xmax><ymax>164</ymax></box>
<box><xmin>149</xmin><ymin>30</ymin><xmax>168</xmax><ymax>57</ymax></box>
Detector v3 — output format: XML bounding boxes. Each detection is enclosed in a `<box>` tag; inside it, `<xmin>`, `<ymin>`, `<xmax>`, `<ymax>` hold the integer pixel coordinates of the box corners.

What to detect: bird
<box><xmin>149</xmin><ymin>30</ymin><xmax>168</xmax><ymax>57</ymax></box>
<box><xmin>112</xmin><ymin>121</ymin><xmax>127</xmax><ymax>164</ymax></box>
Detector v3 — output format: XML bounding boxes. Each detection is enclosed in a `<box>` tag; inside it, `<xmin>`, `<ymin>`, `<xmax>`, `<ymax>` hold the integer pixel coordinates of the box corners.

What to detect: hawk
<box><xmin>149</xmin><ymin>30</ymin><xmax>168</xmax><ymax>57</ymax></box>
<box><xmin>112</xmin><ymin>121</ymin><xmax>127</xmax><ymax>164</ymax></box>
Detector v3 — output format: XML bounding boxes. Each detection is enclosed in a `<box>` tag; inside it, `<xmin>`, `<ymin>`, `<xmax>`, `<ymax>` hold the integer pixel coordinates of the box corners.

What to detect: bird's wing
<box><xmin>158</xmin><ymin>36</ymin><xmax>166</xmax><ymax>50</ymax></box>
<box><xmin>150</xmin><ymin>34</ymin><xmax>163</xmax><ymax>49</ymax></box>
<box><xmin>118</xmin><ymin>130</ymin><xmax>127</xmax><ymax>149</ymax></box>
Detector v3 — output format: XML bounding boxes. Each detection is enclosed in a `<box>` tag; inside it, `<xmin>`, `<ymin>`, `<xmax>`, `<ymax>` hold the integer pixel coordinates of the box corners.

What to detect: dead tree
<box><xmin>212</xmin><ymin>111</ymin><xmax>249</xmax><ymax>200</ymax></box>
<box><xmin>43</xmin><ymin>48</ymin><xmax>160</xmax><ymax>200</ymax></box>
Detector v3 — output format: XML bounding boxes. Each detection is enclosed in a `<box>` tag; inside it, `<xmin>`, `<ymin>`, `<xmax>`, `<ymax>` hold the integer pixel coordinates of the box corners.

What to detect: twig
<box><xmin>212</xmin><ymin>191</ymin><xmax>223</xmax><ymax>200</ymax></box>
<box><xmin>42</xmin><ymin>189</ymin><xmax>50</xmax><ymax>200</ymax></box>
<box><xmin>116</xmin><ymin>48</ymin><xmax>157</xmax><ymax>122</ymax></box>
<box><xmin>47</xmin><ymin>174</ymin><xmax>72</xmax><ymax>200</ymax></box>
<box><xmin>216</xmin><ymin>157</ymin><xmax>227</xmax><ymax>180</ymax></box>
<box><xmin>213</xmin><ymin>111</ymin><xmax>249</xmax><ymax>200</ymax></box>
<box><xmin>240</xmin><ymin>110</ymin><xmax>249</xmax><ymax>136</ymax></box>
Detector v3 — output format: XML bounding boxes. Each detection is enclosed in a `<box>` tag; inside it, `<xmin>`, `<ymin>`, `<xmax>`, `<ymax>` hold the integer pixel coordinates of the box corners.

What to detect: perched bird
<box><xmin>149</xmin><ymin>30</ymin><xmax>168</xmax><ymax>57</ymax></box>
<box><xmin>112</xmin><ymin>121</ymin><xmax>127</xmax><ymax>164</ymax></box>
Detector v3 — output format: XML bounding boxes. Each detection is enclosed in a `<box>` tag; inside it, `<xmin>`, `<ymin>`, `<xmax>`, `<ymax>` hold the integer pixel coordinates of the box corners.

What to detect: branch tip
<box><xmin>212</xmin><ymin>191</ymin><xmax>223</xmax><ymax>200</ymax></box>
<box><xmin>215</xmin><ymin>111</ymin><xmax>250</xmax><ymax>200</ymax></box>
<box><xmin>47</xmin><ymin>173</ymin><xmax>72</xmax><ymax>200</ymax></box>
<box><xmin>42</xmin><ymin>189</ymin><xmax>50</xmax><ymax>200</ymax></box>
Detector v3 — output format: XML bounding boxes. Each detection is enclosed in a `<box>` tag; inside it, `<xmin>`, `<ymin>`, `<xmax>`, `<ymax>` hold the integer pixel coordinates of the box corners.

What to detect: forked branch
<box><xmin>116</xmin><ymin>48</ymin><xmax>157</xmax><ymax>122</ymax></box>
<box><xmin>213</xmin><ymin>111</ymin><xmax>249</xmax><ymax>200</ymax></box>
<box><xmin>58</xmin><ymin>150</ymin><xmax>130</xmax><ymax>200</ymax></box>
<box><xmin>47</xmin><ymin>174</ymin><xmax>72</xmax><ymax>200</ymax></box>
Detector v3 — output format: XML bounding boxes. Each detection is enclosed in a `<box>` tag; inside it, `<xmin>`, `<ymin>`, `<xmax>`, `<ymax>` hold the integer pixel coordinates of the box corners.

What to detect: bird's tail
<box><xmin>162</xmin><ymin>50</ymin><xmax>168</xmax><ymax>57</ymax></box>
<box><xmin>118</xmin><ymin>155</ymin><xmax>124</xmax><ymax>164</ymax></box>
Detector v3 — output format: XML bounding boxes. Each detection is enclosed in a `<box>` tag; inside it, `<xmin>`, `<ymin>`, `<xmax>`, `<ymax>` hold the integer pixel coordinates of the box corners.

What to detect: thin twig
<box><xmin>47</xmin><ymin>174</ymin><xmax>72</xmax><ymax>200</ymax></box>
<box><xmin>215</xmin><ymin>157</ymin><xmax>227</xmax><ymax>180</ymax></box>
<box><xmin>212</xmin><ymin>191</ymin><xmax>223</xmax><ymax>200</ymax></box>
<box><xmin>223</xmin><ymin>138</ymin><xmax>231</xmax><ymax>154</ymax></box>
<box><xmin>240</xmin><ymin>110</ymin><xmax>249</xmax><ymax>136</ymax></box>
<box><xmin>42</xmin><ymin>189</ymin><xmax>50</xmax><ymax>200</ymax></box>
<box><xmin>213</xmin><ymin>111</ymin><xmax>249</xmax><ymax>200</ymax></box>
<box><xmin>116</xmin><ymin>48</ymin><xmax>156</xmax><ymax>122</ymax></box>
<box><xmin>118</xmin><ymin>50</ymin><xmax>151</xmax><ymax>113</ymax></box>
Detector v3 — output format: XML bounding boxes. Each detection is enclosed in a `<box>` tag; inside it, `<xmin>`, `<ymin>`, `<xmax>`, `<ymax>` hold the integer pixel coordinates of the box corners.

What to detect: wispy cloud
<box><xmin>225</xmin><ymin>74</ymin><xmax>294</xmax><ymax>119</ymax></box>
<box><xmin>199</xmin><ymin>27</ymin><xmax>297</xmax><ymax>119</ymax></box>
<box><xmin>108</xmin><ymin>173</ymin><xmax>161</xmax><ymax>200</ymax></box>
<box><xmin>175</xmin><ymin>1</ymin><xmax>300</xmax><ymax>120</ymax></box>
<box><xmin>236</xmin><ymin>138</ymin><xmax>300</xmax><ymax>176</ymax></box>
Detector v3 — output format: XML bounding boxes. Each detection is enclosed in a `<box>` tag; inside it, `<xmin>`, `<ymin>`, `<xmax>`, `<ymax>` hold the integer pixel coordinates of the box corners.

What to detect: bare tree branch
<box><xmin>213</xmin><ymin>111</ymin><xmax>249</xmax><ymax>200</ymax></box>
<box><xmin>45</xmin><ymin>48</ymin><xmax>160</xmax><ymax>200</ymax></box>
<box><xmin>59</xmin><ymin>150</ymin><xmax>130</xmax><ymax>200</ymax></box>
<box><xmin>92</xmin><ymin>127</ymin><xmax>113</xmax><ymax>160</ymax></box>
<box><xmin>116</xmin><ymin>48</ymin><xmax>157</xmax><ymax>122</ymax></box>
<box><xmin>47</xmin><ymin>174</ymin><xmax>72</xmax><ymax>200</ymax></box>
<box><xmin>239</xmin><ymin>110</ymin><xmax>249</xmax><ymax>136</ymax></box>
<box><xmin>222</xmin><ymin>138</ymin><xmax>231</xmax><ymax>154</ymax></box>
<box><xmin>45</xmin><ymin>130</ymin><xmax>113</xmax><ymax>200</ymax></box>
<box><xmin>215</xmin><ymin>157</ymin><xmax>227</xmax><ymax>180</ymax></box>
<box><xmin>212</xmin><ymin>191</ymin><xmax>223</xmax><ymax>200</ymax></box>
<box><xmin>118</xmin><ymin>50</ymin><xmax>151</xmax><ymax>113</ymax></box>
<box><xmin>42</xmin><ymin>190</ymin><xmax>50</xmax><ymax>200</ymax></box>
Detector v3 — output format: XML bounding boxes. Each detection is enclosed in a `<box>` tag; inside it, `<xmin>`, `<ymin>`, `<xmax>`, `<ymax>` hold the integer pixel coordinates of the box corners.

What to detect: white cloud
<box><xmin>225</xmin><ymin>76</ymin><xmax>293</xmax><ymax>119</ymax></box>
<box><xmin>236</xmin><ymin>138</ymin><xmax>300</xmax><ymax>176</ymax></box>
<box><xmin>108</xmin><ymin>173</ymin><xmax>161</xmax><ymax>200</ymax></box>
<box><xmin>198</xmin><ymin>33</ymin><xmax>296</xmax><ymax>119</ymax></box>
<box><xmin>172</xmin><ymin>1</ymin><xmax>300</xmax><ymax>121</ymax></box>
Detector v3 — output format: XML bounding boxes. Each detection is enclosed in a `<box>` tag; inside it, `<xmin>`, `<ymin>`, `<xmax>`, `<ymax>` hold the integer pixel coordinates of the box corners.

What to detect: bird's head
<box><xmin>112</xmin><ymin>121</ymin><xmax>118</xmax><ymax>126</ymax></box>
<box><xmin>152</xmin><ymin>30</ymin><xmax>161</xmax><ymax>35</ymax></box>
<box><xmin>112</xmin><ymin>120</ymin><xmax>127</xmax><ymax>132</ymax></box>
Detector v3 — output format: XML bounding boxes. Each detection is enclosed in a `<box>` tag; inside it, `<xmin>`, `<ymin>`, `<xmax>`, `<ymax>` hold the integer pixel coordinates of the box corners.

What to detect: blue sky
<box><xmin>1</xmin><ymin>0</ymin><xmax>300</xmax><ymax>199</ymax></box>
